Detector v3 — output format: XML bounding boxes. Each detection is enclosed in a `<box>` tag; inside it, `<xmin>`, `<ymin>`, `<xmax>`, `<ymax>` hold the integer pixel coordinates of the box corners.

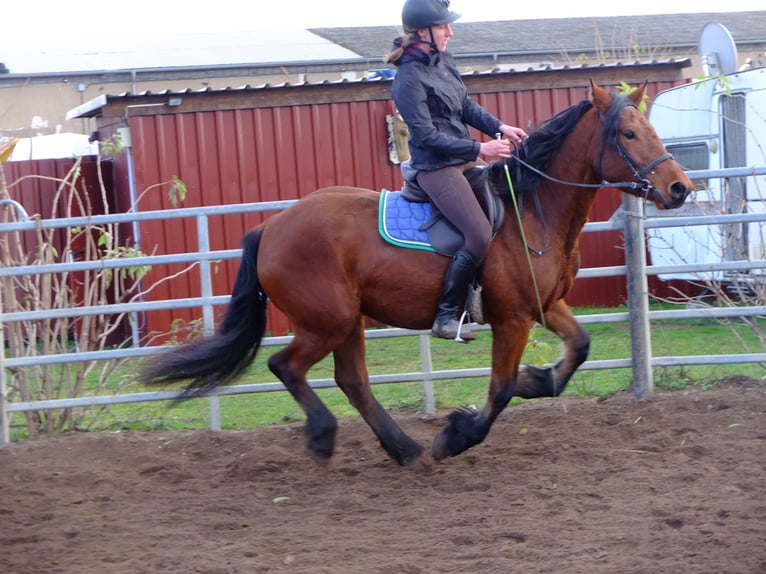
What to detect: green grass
<box><xmin>6</xmin><ymin>305</ymin><xmax>766</xmax><ymax>440</ymax></box>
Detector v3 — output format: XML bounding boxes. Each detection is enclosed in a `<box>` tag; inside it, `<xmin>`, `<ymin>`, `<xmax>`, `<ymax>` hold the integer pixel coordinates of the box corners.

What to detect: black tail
<box><xmin>141</xmin><ymin>229</ymin><xmax>268</xmax><ymax>401</ymax></box>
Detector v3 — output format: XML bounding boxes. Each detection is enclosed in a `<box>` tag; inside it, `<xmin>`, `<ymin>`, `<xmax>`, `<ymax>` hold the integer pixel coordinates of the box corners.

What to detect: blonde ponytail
<box><xmin>384</xmin><ymin>29</ymin><xmax>421</xmax><ymax>64</ymax></box>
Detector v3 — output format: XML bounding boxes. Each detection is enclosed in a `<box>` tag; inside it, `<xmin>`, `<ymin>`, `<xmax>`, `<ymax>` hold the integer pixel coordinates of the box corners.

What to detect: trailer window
<box><xmin>666</xmin><ymin>143</ymin><xmax>708</xmax><ymax>171</ymax></box>
<box><xmin>721</xmin><ymin>93</ymin><xmax>747</xmax><ymax>168</ymax></box>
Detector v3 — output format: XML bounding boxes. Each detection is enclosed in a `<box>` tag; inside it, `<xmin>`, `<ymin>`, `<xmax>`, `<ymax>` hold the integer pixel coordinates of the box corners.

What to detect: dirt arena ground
<box><xmin>1</xmin><ymin>378</ymin><xmax>764</xmax><ymax>574</ymax></box>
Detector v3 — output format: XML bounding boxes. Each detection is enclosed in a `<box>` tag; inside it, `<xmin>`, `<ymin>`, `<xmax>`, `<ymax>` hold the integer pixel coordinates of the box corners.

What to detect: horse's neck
<box><xmin>541</xmin><ymin>132</ymin><xmax>601</xmax><ymax>253</ymax></box>
<box><xmin>541</xmin><ymin>186</ymin><xmax>597</xmax><ymax>256</ymax></box>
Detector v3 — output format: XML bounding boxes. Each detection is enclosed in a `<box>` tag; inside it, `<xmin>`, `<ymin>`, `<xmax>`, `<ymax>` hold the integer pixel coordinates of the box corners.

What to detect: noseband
<box><xmin>599</xmin><ymin>100</ymin><xmax>674</xmax><ymax>201</ymax></box>
<box><xmin>501</xmin><ymin>95</ymin><xmax>674</xmax><ymax>258</ymax></box>
<box><xmin>611</xmin><ymin>142</ymin><xmax>673</xmax><ymax>200</ymax></box>
<box><xmin>508</xmin><ymin>97</ymin><xmax>674</xmax><ymax>200</ymax></box>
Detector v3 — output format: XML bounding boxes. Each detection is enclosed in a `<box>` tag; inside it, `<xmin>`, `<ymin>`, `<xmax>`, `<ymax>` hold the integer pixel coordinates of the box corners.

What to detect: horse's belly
<box><xmin>256</xmin><ymin>190</ymin><xmax>444</xmax><ymax>330</ymax></box>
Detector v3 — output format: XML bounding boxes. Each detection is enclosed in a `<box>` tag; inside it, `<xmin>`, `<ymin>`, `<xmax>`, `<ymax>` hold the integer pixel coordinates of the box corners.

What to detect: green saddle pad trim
<box><xmin>378</xmin><ymin>189</ymin><xmax>436</xmax><ymax>252</ymax></box>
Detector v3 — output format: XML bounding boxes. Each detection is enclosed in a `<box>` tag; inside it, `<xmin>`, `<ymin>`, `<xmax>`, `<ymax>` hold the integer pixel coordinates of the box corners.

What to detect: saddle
<box><xmin>378</xmin><ymin>160</ymin><xmax>505</xmax><ymax>257</ymax></box>
<box><xmin>378</xmin><ymin>161</ymin><xmax>506</xmax><ymax>325</ymax></box>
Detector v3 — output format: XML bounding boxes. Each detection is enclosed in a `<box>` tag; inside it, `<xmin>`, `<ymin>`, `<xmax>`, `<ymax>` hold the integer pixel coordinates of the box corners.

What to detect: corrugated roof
<box><xmin>311</xmin><ymin>11</ymin><xmax>766</xmax><ymax>59</ymax></box>
<box><xmin>66</xmin><ymin>58</ymin><xmax>691</xmax><ymax>119</ymax></box>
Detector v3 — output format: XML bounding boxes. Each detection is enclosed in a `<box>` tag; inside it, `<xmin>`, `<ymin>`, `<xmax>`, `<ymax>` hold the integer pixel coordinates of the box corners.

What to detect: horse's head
<box><xmin>590</xmin><ymin>79</ymin><xmax>692</xmax><ymax>210</ymax></box>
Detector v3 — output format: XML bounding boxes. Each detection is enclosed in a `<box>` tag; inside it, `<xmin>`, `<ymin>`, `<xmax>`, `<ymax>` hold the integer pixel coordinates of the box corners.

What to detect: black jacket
<box><xmin>391</xmin><ymin>46</ymin><xmax>502</xmax><ymax>172</ymax></box>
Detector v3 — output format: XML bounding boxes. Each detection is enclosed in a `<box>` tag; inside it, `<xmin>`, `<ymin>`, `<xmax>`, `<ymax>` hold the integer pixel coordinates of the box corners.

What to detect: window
<box><xmin>666</xmin><ymin>143</ymin><xmax>708</xmax><ymax>171</ymax></box>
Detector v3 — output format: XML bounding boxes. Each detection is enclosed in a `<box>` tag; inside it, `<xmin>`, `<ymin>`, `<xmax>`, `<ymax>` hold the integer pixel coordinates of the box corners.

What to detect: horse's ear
<box><xmin>589</xmin><ymin>79</ymin><xmax>611</xmax><ymax>114</ymax></box>
<box><xmin>629</xmin><ymin>81</ymin><xmax>648</xmax><ymax>106</ymax></box>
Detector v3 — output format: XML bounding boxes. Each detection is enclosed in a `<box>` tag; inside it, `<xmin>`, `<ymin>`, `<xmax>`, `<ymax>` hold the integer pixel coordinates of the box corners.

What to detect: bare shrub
<box><xmin>1</xmin><ymin>140</ymin><xmax>190</xmax><ymax>436</ymax></box>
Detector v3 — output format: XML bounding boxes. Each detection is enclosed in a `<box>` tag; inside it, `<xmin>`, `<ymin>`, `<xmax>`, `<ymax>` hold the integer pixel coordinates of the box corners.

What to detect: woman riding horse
<box><xmin>386</xmin><ymin>0</ymin><xmax>528</xmax><ymax>342</ymax></box>
<box><xmin>141</xmin><ymin>81</ymin><xmax>692</xmax><ymax>466</ymax></box>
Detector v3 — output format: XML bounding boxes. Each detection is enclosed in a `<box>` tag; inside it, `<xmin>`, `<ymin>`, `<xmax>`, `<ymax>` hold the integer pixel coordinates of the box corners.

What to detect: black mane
<box><xmin>487</xmin><ymin>91</ymin><xmax>635</xmax><ymax>197</ymax></box>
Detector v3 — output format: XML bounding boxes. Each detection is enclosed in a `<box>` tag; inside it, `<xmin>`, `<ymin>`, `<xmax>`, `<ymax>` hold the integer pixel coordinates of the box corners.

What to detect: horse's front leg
<box><xmin>515</xmin><ymin>298</ymin><xmax>590</xmax><ymax>398</ymax></box>
<box><xmin>432</xmin><ymin>319</ymin><xmax>530</xmax><ymax>460</ymax></box>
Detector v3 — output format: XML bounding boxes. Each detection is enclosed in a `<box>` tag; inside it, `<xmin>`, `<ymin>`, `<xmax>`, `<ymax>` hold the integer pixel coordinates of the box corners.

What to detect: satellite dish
<box><xmin>698</xmin><ymin>22</ymin><xmax>738</xmax><ymax>77</ymax></box>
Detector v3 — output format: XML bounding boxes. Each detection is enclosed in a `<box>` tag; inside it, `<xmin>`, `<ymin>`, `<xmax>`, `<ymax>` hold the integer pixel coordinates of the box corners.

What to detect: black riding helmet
<box><xmin>402</xmin><ymin>0</ymin><xmax>461</xmax><ymax>30</ymax></box>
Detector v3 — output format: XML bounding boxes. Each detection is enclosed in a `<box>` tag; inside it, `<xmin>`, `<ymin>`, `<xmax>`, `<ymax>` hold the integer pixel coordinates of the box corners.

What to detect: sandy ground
<box><xmin>1</xmin><ymin>379</ymin><xmax>764</xmax><ymax>574</ymax></box>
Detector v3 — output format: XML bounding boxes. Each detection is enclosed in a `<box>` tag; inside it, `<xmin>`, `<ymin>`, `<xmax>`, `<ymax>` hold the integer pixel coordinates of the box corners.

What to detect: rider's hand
<box><xmin>499</xmin><ymin>123</ymin><xmax>528</xmax><ymax>146</ymax></box>
<box><xmin>479</xmin><ymin>138</ymin><xmax>512</xmax><ymax>158</ymax></box>
<box><xmin>480</xmin><ymin>123</ymin><xmax>528</xmax><ymax>158</ymax></box>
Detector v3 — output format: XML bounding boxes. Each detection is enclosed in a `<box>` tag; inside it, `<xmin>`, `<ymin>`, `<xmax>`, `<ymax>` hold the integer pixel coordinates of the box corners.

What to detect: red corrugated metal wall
<box><xmin>3</xmin><ymin>157</ymin><xmax>115</xmax><ymax>255</ymax></box>
<box><xmin>129</xmin><ymin>99</ymin><xmax>405</xmax><ymax>339</ymax></box>
<box><xmin>94</xmin><ymin>71</ymin><xmax>690</xmax><ymax>338</ymax></box>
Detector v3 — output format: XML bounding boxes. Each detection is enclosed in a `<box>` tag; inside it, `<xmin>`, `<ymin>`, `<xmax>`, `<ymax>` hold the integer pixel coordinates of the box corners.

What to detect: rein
<box><xmin>509</xmin><ymin>104</ymin><xmax>674</xmax><ymax>202</ymax></box>
<box><xmin>509</xmin><ymin>146</ymin><xmax>673</xmax><ymax>199</ymax></box>
<box><xmin>503</xmin><ymin>158</ymin><xmax>547</xmax><ymax>329</ymax></box>
<box><xmin>499</xmin><ymin>100</ymin><xmax>675</xmax><ymax>326</ymax></box>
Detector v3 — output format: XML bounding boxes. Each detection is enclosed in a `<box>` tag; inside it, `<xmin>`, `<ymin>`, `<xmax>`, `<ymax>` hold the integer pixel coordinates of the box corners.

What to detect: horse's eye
<box><xmin>624</xmin><ymin>130</ymin><xmax>636</xmax><ymax>140</ymax></box>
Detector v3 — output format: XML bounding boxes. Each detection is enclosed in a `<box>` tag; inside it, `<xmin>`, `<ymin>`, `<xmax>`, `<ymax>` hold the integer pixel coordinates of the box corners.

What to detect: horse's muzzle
<box><xmin>653</xmin><ymin>180</ymin><xmax>690</xmax><ymax>210</ymax></box>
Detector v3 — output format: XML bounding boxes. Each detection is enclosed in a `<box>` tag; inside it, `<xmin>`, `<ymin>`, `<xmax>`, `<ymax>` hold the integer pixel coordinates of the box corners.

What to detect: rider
<box><xmin>385</xmin><ymin>0</ymin><xmax>528</xmax><ymax>341</ymax></box>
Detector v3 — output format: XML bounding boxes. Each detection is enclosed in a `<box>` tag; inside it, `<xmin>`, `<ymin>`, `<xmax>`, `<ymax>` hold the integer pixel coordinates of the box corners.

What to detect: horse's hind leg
<box><xmin>515</xmin><ymin>299</ymin><xmax>590</xmax><ymax>399</ymax></box>
<box><xmin>268</xmin><ymin>341</ymin><xmax>338</xmax><ymax>460</ymax></box>
<box><xmin>333</xmin><ymin>322</ymin><xmax>424</xmax><ymax>466</ymax></box>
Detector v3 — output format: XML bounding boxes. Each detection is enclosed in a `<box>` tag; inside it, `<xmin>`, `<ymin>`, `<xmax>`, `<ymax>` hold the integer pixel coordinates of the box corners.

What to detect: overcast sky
<box><xmin>4</xmin><ymin>0</ymin><xmax>757</xmax><ymax>41</ymax></box>
<box><xmin>1</xmin><ymin>0</ymin><xmax>758</xmax><ymax>73</ymax></box>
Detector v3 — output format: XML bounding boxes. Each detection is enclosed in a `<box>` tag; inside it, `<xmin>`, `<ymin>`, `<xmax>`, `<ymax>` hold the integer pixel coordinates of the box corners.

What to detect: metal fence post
<box><xmin>622</xmin><ymin>194</ymin><xmax>653</xmax><ymax>399</ymax></box>
<box><xmin>196</xmin><ymin>214</ymin><xmax>221</xmax><ymax>428</ymax></box>
<box><xmin>208</xmin><ymin>394</ymin><xmax>222</xmax><ymax>431</ymax></box>
<box><xmin>1</xmin><ymin>317</ymin><xmax>9</xmax><ymax>445</ymax></box>
<box><xmin>197</xmin><ymin>214</ymin><xmax>215</xmax><ymax>335</ymax></box>
<box><xmin>419</xmin><ymin>333</ymin><xmax>435</xmax><ymax>414</ymax></box>
<box><xmin>0</xmin><ymin>198</ymin><xmax>29</xmax><ymax>445</ymax></box>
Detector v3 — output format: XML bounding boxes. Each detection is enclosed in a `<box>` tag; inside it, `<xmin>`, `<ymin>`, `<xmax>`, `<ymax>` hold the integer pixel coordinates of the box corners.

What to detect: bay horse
<box><xmin>140</xmin><ymin>80</ymin><xmax>692</xmax><ymax>465</ymax></box>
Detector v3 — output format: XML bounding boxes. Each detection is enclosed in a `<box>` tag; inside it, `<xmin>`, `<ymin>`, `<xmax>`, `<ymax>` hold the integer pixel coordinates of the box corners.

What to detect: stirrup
<box><xmin>431</xmin><ymin>311</ymin><xmax>476</xmax><ymax>343</ymax></box>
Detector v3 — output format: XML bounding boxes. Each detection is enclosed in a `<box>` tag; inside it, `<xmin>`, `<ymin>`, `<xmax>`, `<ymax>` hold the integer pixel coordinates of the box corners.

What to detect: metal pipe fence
<box><xmin>2</xmin><ymin>167</ymin><xmax>765</xmax><ymax>444</ymax></box>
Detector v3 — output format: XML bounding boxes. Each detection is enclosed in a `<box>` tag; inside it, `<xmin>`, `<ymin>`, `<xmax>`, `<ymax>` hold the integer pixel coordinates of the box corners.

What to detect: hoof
<box><xmin>515</xmin><ymin>365</ymin><xmax>557</xmax><ymax>399</ymax></box>
<box><xmin>306</xmin><ymin>439</ymin><xmax>334</xmax><ymax>461</ymax></box>
<box><xmin>431</xmin><ymin>431</ymin><xmax>451</xmax><ymax>461</ymax></box>
<box><xmin>431</xmin><ymin>408</ymin><xmax>485</xmax><ymax>460</ymax></box>
<box><xmin>390</xmin><ymin>440</ymin><xmax>425</xmax><ymax>466</ymax></box>
<box><xmin>305</xmin><ymin>418</ymin><xmax>338</xmax><ymax>460</ymax></box>
<box><xmin>406</xmin><ymin>451</ymin><xmax>435</xmax><ymax>472</ymax></box>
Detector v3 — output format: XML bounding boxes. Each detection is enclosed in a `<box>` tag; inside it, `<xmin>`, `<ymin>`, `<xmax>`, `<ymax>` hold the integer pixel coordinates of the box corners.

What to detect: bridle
<box><xmin>600</xmin><ymin>98</ymin><xmax>675</xmax><ymax>202</ymax></box>
<box><xmin>509</xmin><ymin>101</ymin><xmax>675</xmax><ymax>202</ymax></box>
<box><xmin>501</xmin><ymin>98</ymin><xmax>675</xmax><ymax>258</ymax></box>
<box><xmin>612</xmin><ymin>140</ymin><xmax>674</xmax><ymax>202</ymax></box>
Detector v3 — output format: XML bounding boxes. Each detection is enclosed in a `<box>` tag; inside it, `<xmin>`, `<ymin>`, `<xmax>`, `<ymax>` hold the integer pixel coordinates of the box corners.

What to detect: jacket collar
<box><xmin>396</xmin><ymin>43</ymin><xmax>441</xmax><ymax>66</ymax></box>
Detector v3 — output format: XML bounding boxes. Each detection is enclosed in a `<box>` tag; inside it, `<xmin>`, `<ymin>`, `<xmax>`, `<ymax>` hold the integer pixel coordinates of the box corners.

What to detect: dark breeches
<box><xmin>416</xmin><ymin>162</ymin><xmax>492</xmax><ymax>261</ymax></box>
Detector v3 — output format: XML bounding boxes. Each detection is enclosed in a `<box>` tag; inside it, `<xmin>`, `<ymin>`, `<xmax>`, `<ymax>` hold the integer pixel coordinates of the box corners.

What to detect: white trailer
<box><xmin>646</xmin><ymin>65</ymin><xmax>766</xmax><ymax>280</ymax></box>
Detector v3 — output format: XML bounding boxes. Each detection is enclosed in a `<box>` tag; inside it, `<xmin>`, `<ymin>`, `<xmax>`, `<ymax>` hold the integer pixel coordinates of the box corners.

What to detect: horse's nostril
<box><xmin>672</xmin><ymin>181</ymin><xmax>689</xmax><ymax>200</ymax></box>
<box><xmin>666</xmin><ymin>182</ymin><xmax>690</xmax><ymax>208</ymax></box>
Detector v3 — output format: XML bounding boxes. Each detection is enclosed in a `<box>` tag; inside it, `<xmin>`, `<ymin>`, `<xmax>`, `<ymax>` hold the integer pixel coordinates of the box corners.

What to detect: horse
<box><xmin>140</xmin><ymin>80</ymin><xmax>692</xmax><ymax>466</ymax></box>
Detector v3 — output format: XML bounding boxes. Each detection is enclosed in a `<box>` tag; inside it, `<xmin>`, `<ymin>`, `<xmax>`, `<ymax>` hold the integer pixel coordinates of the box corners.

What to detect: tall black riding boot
<box><xmin>431</xmin><ymin>250</ymin><xmax>479</xmax><ymax>342</ymax></box>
